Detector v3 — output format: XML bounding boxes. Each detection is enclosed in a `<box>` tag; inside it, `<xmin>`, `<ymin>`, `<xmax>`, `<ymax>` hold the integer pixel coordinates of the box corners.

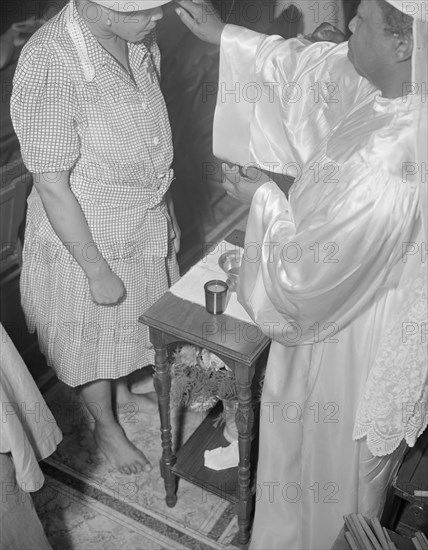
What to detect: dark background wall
<box><xmin>1</xmin><ymin>1</ymin><xmax>63</xmax><ymax>33</ymax></box>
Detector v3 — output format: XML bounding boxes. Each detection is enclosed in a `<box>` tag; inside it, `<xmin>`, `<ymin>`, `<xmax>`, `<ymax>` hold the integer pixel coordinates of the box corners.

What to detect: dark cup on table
<box><xmin>204</xmin><ymin>280</ymin><xmax>228</xmax><ymax>315</ymax></box>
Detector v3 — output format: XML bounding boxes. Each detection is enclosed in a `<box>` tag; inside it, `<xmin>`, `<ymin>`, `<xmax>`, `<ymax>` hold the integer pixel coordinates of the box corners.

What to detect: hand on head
<box><xmin>174</xmin><ymin>0</ymin><xmax>225</xmax><ymax>45</ymax></box>
<box><xmin>300</xmin><ymin>23</ymin><xmax>346</xmax><ymax>44</ymax></box>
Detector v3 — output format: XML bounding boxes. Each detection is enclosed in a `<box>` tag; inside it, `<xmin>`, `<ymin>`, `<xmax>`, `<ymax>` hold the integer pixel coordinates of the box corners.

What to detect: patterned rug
<box><xmin>35</xmin><ymin>376</ymin><xmax>241</xmax><ymax>550</ymax></box>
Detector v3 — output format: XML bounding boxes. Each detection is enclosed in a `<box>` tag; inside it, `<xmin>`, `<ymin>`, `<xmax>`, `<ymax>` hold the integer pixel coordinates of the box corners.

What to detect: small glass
<box><xmin>204</xmin><ymin>280</ymin><xmax>228</xmax><ymax>315</ymax></box>
<box><xmin>218</xmin><ymin>250</ymin><xmax>241</xmax><ymax>292</ymax></box>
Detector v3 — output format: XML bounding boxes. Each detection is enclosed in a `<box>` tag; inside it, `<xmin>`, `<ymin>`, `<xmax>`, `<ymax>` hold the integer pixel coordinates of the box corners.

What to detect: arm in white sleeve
<box><xmin>238</xmin><ymin>166</ymin><xmax>421</xmax><ymax>346</ymax></box>
<box><xmin>214</xmin><ymin>25</ymin><xmax>374</xmax><ymax>173</ymax></box>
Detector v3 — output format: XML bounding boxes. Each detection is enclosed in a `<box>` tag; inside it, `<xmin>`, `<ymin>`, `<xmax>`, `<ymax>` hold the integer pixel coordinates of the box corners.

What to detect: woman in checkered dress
<box><xmin>11</xmin><ymin>0</ymin><xmax>179</xmax><ymax>474</ymax></box>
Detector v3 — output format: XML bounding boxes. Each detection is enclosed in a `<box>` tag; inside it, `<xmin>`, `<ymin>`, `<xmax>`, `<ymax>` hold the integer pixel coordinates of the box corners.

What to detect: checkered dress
<box><xmin>10</xmin><ymin>1</ymin><xmax>179</xmax><ymax>387</ymax></box>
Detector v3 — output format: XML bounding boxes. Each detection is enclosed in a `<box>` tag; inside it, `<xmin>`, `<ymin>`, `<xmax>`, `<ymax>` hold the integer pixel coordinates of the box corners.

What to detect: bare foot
<box><xmin>94</xmin><ymin>421</ymin><xmax>152</xmax><ymax>475</ymax></box>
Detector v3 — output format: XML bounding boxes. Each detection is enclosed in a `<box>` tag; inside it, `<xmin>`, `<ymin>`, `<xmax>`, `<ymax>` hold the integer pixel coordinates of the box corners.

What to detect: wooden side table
<box><xmin>139</xmin><ymin>287</ymin><xmax>270</xmax><ymax>547</ymax></box>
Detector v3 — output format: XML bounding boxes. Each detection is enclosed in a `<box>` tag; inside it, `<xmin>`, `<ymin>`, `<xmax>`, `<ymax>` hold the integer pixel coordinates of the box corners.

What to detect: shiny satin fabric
<box><xmin>243</xmin><ymin>178</ymin><xmax>419</xmax><ymax>549</ymax></box>
<box><xmin>239</xmin><ymin>96</ymin><xmax>419</xmax><ymax>346</ymax></box>
<box><xmin>354</xmin><ymin>0</ymin><xmax>428</xmax><ymax>467</ymax></box>
<box><xmin>214</xmin><ymin>24</ymin><xmax>426</xmax><ymax>550</ymax></box>
<box><xmin>252</xmin><ymin>339</ymin><xmax>406</xmax><ymax>550</ymax></box>
<box><xmin>214</xmin><ymin>27</ymin><xmax>373</xmax><ymax>176</ymax></box>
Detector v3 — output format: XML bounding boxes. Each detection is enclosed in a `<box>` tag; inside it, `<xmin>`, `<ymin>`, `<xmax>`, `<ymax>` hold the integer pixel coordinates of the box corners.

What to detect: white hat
<box><xmin>384</xmin><ymin>0</ymin><xmax>427</xmax><ymax>21</ymax></box>
<box><xmin>89</xmin><ymin>0</ymin><xmax>172</xmax><ymax>11</ymax></box>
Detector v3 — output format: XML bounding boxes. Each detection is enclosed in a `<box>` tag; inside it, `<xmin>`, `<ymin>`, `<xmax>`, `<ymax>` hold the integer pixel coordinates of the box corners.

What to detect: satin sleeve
<box><xmin>237</xmin><ymin>166</ymin><xmax>421</xmax><ymax>346</ymax></box>
<box><xmin>214</xmin><ymin>26</ymin><xmax>374</xmax><ymax>174</ymax></box>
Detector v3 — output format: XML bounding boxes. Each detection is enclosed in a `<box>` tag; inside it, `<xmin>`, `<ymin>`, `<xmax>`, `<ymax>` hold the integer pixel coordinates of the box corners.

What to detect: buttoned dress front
<box><xmin>11</xmin><ymin>1</ymin><xmax>179</xmax><ymax>387</ymax></box>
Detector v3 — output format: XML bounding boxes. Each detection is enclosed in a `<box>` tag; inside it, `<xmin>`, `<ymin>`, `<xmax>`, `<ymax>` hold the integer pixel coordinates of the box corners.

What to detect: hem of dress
<box><xmin>353</xmin><ymin>418</ymin><xmax>428</xmax><ymax>457</ymax></box>
<box><xmin>47</xmin><ymin>359</ymin><xmax>154</xmax><ymax>388</ymax></box>
<box><xmin>23</xmin><ymin>163</ymin><xmax>76</xmax><ymax>174</ymax></box>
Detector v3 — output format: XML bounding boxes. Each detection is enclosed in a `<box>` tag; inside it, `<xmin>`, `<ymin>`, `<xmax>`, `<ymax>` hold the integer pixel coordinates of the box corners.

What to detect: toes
<box><xmin>135</xmin><ymin>453</ymin><xmax>152</xmax><ymax>473</ymax></box>
<box><xmin>118</xmin><ymin>458</ymin><xmax>151</xmax><ymax>475</ymax></box>
<box><xmin>143</xmin><ymin>463</ymin><xmax>152</xmax><ymax>472</ymax></box>
<box><xmin>122</xmin><ymin>463</ymin><xmax>148</xmax><ymax>474</ymax></box>
<box><xmin>120</xmin><ymin>460</ymin><xmax>145</xmax><ymax>475</ymax></box>
<box><xmin>142</xmin><ymin>460</ymin><xmax>152</xmax><ymax>473</ymax></box>
<box><xmin>130</xmin><ymin>463</ymin><xmax>139</xmax><ymax>475</ymax></box>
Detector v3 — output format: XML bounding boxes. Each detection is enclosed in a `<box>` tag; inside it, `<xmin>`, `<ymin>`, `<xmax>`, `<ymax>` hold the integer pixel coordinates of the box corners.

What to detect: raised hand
<box><xmin>174</xmin><ymin>0</ymin><xmax>225</xmax><ymax>45</ymax></box>
<box><xmin>300</xmin><ymin>23</ymin><xmax>346</xmax><ymax>44</ymax></box>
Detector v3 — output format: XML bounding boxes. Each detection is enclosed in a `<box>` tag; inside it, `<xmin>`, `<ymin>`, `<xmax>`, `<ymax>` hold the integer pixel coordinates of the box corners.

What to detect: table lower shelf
<box><xmin>171</xmin><ymin>403</ymin><xmax>258</xmax><ymax>504</ymax></box>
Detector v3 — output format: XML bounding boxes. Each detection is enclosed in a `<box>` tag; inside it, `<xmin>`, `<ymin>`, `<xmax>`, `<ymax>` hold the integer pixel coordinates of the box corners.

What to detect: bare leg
<box><xmin>114</xmin><ymin>374</ymin><xmax>158</xmax><ymax>414</ymax></box>
<box><xmin>128</xmin><ymin>365</ymin><xmax>156</xmax><ymax>394</ymax></box>
<box><xmin>80</xmin><ymin>379</ymin><xmax>151</xmax><ymax>474</ymax></box>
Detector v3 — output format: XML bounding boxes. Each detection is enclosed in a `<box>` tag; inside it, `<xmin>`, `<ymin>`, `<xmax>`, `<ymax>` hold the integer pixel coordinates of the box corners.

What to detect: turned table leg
<box><xmin>149</xmin><ymin>328</ymin><xmax>177</xmax><ymax>508</ymax></box>
<box><xmin>234</xmin><ymin>361</ymin><xmax>256</xmax><ymax>547</ymax></box>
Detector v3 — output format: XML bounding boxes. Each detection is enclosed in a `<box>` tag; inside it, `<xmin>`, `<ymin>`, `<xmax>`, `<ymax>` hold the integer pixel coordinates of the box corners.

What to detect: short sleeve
<box><xmin>10</xmin><ymin>42</ymin><xmax>79</xmax><ymax>173</ymax></box>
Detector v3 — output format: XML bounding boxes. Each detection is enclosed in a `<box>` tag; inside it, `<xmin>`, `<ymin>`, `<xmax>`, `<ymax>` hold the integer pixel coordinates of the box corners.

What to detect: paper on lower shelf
<box><xmin>204</xmin><ymin>440</ymin><xmax>239</xmax><ymax>471</ymax></box>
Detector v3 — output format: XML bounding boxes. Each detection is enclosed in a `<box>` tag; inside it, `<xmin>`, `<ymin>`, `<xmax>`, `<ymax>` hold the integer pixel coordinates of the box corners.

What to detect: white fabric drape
<box><xmin>0</xmin><ymin>323</ymin><xmax>62</xmax><ymax>491</ymax></box>
<box><xmin>213</xmin><ymin>19</ymin><xmax>427</xmax><ymax>549</ymax></box>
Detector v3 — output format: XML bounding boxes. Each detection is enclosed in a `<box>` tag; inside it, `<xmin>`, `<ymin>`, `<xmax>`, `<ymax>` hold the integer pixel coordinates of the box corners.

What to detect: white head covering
<box><xmin>88</xmin><ymin>0</ymin><xmax>172</xmax><ymax>12</ymax></box>
<box><xmin>354</xmin><ymin>1</ymin><xmax>428</xmax><ymax>456</ymax></box>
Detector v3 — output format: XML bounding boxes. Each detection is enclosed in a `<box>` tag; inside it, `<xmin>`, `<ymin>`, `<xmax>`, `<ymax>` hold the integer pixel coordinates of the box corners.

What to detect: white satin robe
<box><xmin>214</xmin><ymin>27</ymin><xmax>424</xmax><ymax>550</ymax></box>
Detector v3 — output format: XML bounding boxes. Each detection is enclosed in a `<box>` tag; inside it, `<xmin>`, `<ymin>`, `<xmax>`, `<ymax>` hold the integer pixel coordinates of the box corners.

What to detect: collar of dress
<box><xmin>64</xmin><ymin>0</ymin><xmax>148</xmax><ymax>82</ymax></box>
<box><xmin>373</xmin><ymin>90</ymin><xmax>418</xmax><ymax>113</ymax></box>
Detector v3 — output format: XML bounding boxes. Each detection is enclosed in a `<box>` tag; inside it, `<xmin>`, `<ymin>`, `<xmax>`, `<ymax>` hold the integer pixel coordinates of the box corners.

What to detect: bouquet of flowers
<box><xmin>170</xmin><ymin>345</ymin><xmax>237</xmax><ymax>411</ymax></box>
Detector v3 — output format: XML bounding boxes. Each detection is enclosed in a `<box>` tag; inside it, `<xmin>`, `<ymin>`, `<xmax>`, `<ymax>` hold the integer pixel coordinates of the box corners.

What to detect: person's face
<box><xmin>109</xmin><ymin>6</ymin><xmax>163</xmax><ymax>42</ymax></box>
<box><xmin>348</xmin><ymin>0</ymin><xmax>395</xmax><ymax>86</ymax></box>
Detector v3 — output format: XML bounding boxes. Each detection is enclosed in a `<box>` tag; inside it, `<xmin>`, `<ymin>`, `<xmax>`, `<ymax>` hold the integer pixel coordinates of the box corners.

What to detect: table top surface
<box><xmin>140</xmin><ymin>230</ymin><xmax>271</xmax><ymax>365</ymax></box>
<box><xmin>140</xmin><ymin>291</ymin><xmax>270</xmax><ymax>366</ymax></box>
